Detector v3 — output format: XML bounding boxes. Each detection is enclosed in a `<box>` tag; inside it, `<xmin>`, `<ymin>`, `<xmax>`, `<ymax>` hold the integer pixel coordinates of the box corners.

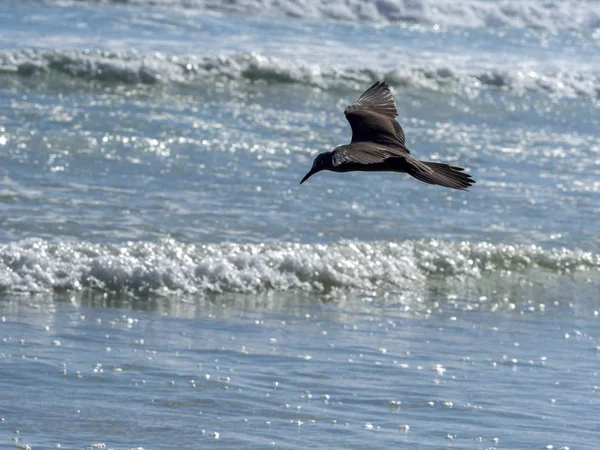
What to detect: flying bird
<box><xmin>300</xmin><ymin>81</ymin><xmax>475</xmax><ymax>190</ymax></box>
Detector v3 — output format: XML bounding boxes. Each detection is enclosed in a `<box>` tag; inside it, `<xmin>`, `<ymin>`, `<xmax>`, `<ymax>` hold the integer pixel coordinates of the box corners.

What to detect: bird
<box><xmin>300</xmin><ymin>81</ymin><xmax>475</xmax><ymax>190</ymax></box>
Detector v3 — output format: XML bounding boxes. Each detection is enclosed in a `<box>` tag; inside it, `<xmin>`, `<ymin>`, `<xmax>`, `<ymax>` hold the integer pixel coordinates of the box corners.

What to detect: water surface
<box><xmin>1</xmin><ymin>0</ymin><xmax>599</xmax><ymax>448</ymax></box>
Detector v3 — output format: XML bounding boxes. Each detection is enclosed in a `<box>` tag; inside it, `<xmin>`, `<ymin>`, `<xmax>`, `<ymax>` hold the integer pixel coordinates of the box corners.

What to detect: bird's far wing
<box><xmin>331</xmin><ymin>142</ymin><xmax>410</xmax><ymax>167</ymax></box>
<box><xmin>344</xmin><ymin>81</ymin><xmax>406</xmax><ymax>146</ymax></box>
<box><xmin>345</xmin><ymin>81</ymin><xmax>398</xmax><ymax>118</ymax></box>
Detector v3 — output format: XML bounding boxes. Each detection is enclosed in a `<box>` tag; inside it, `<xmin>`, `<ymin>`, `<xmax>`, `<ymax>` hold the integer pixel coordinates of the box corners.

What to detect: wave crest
<box><xmin>2</xmin><ymin>49</ymin><xmax>599</xmax><ymax>100</ymax></box>
<box><xmin>1</xmin><ymin>238</ymin><xmax>598</xmax><ymax>296</ymax></box>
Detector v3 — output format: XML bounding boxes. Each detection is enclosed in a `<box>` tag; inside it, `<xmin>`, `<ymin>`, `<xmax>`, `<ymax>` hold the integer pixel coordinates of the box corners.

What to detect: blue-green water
<box><xmin>1</xmin><ymin>1</ymin><xmax>599</xmax><ymax>448</ymax></box>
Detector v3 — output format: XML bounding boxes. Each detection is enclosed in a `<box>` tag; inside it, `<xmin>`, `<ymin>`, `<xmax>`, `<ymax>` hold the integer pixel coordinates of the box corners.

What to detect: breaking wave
<box><xmin>50</xmin><ymin>0</ymin><xmax>600</xmax><ymax>31</ymax></box>
<box><xmin>1</xmin><ymin>49</ymin><xmax>600</xmax><ymax>99</ymax></box>
<box><xmin>1</xmin><ymin>238</ymin><xmax>598</xmax><ymax>296</ymax></box>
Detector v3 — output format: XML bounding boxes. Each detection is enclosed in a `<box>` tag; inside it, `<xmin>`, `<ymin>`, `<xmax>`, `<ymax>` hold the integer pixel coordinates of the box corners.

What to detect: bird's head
<box><xmin>300</xmin><ymin>152</ymin><xmax>333</xmax><ymax>185</ymax></box>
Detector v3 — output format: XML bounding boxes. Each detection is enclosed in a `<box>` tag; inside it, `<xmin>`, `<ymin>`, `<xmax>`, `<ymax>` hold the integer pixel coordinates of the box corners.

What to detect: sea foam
<box><xmin>1</xmin><ymin>49</ymin><xmax>599</xmax><ymax>100</ymax></box>
<box><xmin>1</xmin><ymin>238</ymin><xmax>598</xmax><ymax>296</ymax></box>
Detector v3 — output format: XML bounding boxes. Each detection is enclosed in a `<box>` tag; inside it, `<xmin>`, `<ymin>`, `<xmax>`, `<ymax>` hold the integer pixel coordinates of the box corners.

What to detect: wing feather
<box><xmin>332</xmin><ymin>142</ymin><xmax>411</xmax><ymax>167</ymax></box>
<box><xmin>344</xmin><ymin>81</ymin><xmax>406</xmax><ymax>147</ymax></box>
<box><xmin>344</xmin><ymin>81</ymin><xmax>398</xmax><ymax>119</ymax></box>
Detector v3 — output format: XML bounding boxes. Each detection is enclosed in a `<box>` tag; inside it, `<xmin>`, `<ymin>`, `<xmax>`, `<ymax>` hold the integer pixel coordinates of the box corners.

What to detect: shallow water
<box><xmin>1</xmin><ymin>0</ymin><xmax>600</xmax><ymax>448</ymax></box>
<box><xmin>2</xmin><ymin>293</ymin><xmax>599</xmax><ymax>449</ymax></box>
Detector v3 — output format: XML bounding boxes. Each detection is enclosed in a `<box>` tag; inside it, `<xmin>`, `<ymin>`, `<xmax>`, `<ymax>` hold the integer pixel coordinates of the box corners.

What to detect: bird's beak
<box><xmin>300</xmin><ymin>168</ymin><xmax>318</xmax><ymax>185</ymax></box>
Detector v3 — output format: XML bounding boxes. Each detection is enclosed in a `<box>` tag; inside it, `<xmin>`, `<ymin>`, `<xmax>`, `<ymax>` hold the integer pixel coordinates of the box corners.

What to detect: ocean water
<box><xmin>1</xmin><ymin>0</ymin><xmax>599</xmax><ymax>448</ymax></box>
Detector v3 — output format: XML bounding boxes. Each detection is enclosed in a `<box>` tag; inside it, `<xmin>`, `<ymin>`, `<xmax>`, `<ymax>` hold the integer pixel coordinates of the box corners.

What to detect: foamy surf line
<box><xmin>2</xmin><ymin>49</ymin><xmax>599</xmax><ymax>100</ymax></box>
<box><xmin>48</xmin><ymin>0</ymin><xmax>600</xmax><ymax>31</ymax></box>
<box><xmin>1</xmin><ymin>238</ymin><xmax>598</xmax><ymax>296</ymax></box>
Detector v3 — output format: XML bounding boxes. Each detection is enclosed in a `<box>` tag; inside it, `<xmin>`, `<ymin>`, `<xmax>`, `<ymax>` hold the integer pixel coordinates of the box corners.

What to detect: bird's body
<box><xmin>300</xmin><ymin>81</ymin><xmax>475</xmax><ymax>190</ymax></box>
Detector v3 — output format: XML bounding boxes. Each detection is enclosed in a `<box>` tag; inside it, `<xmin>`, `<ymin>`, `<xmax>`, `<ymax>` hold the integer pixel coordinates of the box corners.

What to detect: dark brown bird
<box><xmin>300</xmin><ymin>81</ymin><xmax>475</xmax><ymax>190</ymax></box>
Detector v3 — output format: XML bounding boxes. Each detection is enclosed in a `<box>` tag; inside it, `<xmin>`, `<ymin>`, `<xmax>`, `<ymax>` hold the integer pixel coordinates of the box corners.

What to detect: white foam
<box><xmin>1</xmin><ymin>49</ymin><xmax>599</xmax><ymax>100</ymax></box>
<box><xmin>0</xmin><ymin>49</ymin><xmax>186</xmax><ymax>84</ymax></box>
<box><xmin>66</xmin><ymin>0</ymin><xmax>600</xmax><ymax>31</ymax></box>
<box><xmin>0</xmin><ymin>238</ymin><xmax>598</xmax><ymax>296</ymax></box>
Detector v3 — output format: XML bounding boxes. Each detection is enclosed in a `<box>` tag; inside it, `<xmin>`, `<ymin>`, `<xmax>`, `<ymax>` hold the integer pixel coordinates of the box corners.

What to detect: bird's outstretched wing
<box><xmin>345</xmin><ymin>81</ymin><xmax>398</xmax><ymax>118</ymax></box>
<box><xmin>332</xmin><ymin>142</ymin><xmax>411</xmax><ymax>166</ymax></box>
<box><xmin>344</xmin><ymin>81</ymin><xmax>406</xmax><ymax>147</ymax></box>
<box><xmin>332</xmin><ymin>143</ymin><xmax>475</xmax><ymax>191</ymax></box>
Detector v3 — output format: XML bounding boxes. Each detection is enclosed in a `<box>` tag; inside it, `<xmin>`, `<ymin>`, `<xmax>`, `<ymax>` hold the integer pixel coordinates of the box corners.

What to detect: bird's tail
<box><xmin>408</xmin><ymin>161</ymin><xmax>475</xmax><ymax>191</ymax></box>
